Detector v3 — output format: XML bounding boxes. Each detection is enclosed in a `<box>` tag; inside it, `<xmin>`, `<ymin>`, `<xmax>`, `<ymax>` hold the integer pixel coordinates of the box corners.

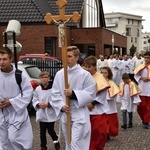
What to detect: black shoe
<box><xmin>142</xmin><ymin>120</ymin><xmax>148</xmax><ymax>125</ymax></box>
<box><xmin>142</xmin><ymin>121</ymin><xmax>149</xmax><ymax>129</ymax></box>
<box><xmin>107</xmin><ymin>133</ymin><xmax>110</xmax><ymax>142</ymax></box>
<box><xmin>121</xmin><ymin>124</ymin><xmax>127</xmax><ymax>129</ymax></box>
<box><xmin>128</xmin><ymin>123</ymin><xmax>133</xmax><ymax>128</ymax></box>
<box><xmin>54</xmin><ymin>142</ymin><xmax>60</xmax><ymax>150</ymax></box>
<box><xmin>143</xmin><ymin>123</ymin><xmax>149</xmax><ymax>129</ymax></box>
<box><xmin>143</xmin><ymin>124</ymin><xmax>149</xmax><ymax>129</ymax></box>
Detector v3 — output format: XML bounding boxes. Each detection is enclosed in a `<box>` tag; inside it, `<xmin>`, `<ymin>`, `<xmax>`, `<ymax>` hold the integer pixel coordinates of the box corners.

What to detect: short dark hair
<box><xmin>144</xmin><ymin>51</ymin><xmax>150</xmax><ymax>56</ymax></box>
<box><xmin>0</xmin><ymin>48</ymin><xmax>13</xmax><ymax>58</ymax></box>
<box><xmin>122</xmin><ymin>73</ymin><xmax>130</xmax><ymax>79</ymax></box>
<box><xmin>83</xmin><ymin>55</ymin><xmax>97</xmax><ymax>67</ymax></box>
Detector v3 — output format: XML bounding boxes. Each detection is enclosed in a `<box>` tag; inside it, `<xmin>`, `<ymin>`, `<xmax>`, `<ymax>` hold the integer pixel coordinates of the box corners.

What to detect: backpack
<box><xmin>15</xmin><ymin>69</ymin><xmax>23</xmax><ymax>97</ymax></box>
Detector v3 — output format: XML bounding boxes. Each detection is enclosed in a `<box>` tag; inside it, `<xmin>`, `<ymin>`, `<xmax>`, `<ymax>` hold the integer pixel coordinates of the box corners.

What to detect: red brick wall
<box><xmin>0</xmin><ymin>24</ymin><xmax>61</xmax><ymax>57</ymax></box>
<box><xmin>0</xmin><ymin>24</ymin><xmax>127</xmax><ymax>60</ymax></box>
<box><xmin>70</xmin><ymin>28</ymin><xmax>127</xmax><ymax>56</ymax></box>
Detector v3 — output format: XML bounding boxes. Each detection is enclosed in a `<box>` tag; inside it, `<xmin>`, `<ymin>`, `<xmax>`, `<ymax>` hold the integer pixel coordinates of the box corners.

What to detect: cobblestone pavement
<box><xmin>30</xmin><ymin>104</ymin><xmax>150</xmax><ymax>150</ymax></box>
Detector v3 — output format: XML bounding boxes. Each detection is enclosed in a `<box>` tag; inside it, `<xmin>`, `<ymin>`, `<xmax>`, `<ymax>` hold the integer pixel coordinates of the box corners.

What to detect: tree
<box><xmin>129</xmin><ymin>44</ymin><xmax>136</xmax><ymax>56</ymax></box>
<box><xmin>113</xmin><ymin>48</ymin><xmax>118</xmax><ymax>55</ymax></box>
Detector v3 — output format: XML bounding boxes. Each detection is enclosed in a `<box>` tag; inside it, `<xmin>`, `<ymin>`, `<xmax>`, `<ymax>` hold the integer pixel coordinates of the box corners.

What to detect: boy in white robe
<box><xmin>0</xmin><ymin>48</ymin><xmax>33</xmax><ymax>149</ymax></box>
<box><xmin>32</xmin><ymin>71</ymin><xmax>60</xmax><ymax>150</ymax></box>
<box><xmin>134</xmin><ymin>51</ymin><xmax>150</xmax><ymax>128</ymax></box>
<box><xmin>117</xmin><ymin>73</ymin><xmax>141</xmax><ymax>129</ymax></box>
<box><xmin>84</xmin><ymin>56</ymin><xmax>110</xmax><ymax>150</ymax></box>
<box><xmin>51</xmin><ymin>46</ymin><xmax>96</xmax><ymax>150</ymax></box>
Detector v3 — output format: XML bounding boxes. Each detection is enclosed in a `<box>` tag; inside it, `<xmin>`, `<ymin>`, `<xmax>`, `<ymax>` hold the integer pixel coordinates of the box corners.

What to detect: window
<box><xmin>44</xmin><ymin>37</ymin><xmax>56</xmax><ymax>56</ymax></box>
<box><xmin>144</xmin><ymin>47</ymin><xmax>147</xmax><ymax>51</ymax></box>
<box><xmin>126</xmin><ymin>28</ymin><xmax>131</xmax><ymax>36</ymax></box>
<box><xmin>135</xmin><ymin>38</ymin><xmax>137</xmax><ymax>43</ymax></box>
<box><xmin>128</xmin><ymin>19</ymin><xmax>130</xmax><ymax>24</ymax></box>
<box><xmin>131</xmin><ymin>37</ymin><xmax>133</xmax><ymax>43</ymax></box>
<box><xmin>143</xmin><ymin>41</ymin><xmax>147</xmax><ymax>44</ymax></box>
<box><xmin>137</xmin><ymin>29</ymin><xmax>139</xmax><ymax>37</ymax></box>
<box><xmin>25</xmin><ymin>66</ymin><xmax>41</xmax><ymax>79</ymax></box>
<box><xmin>85</xmin><ymin>0</ymin><xmax>99</xmax><ymax>27</ymax></box>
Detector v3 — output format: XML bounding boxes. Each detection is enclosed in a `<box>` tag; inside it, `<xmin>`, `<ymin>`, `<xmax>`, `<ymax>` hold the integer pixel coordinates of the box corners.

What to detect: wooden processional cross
<box><xmin>44</xmin><ymin>0</ymin><xmax>81</xmax><ymax>144</ymax></box>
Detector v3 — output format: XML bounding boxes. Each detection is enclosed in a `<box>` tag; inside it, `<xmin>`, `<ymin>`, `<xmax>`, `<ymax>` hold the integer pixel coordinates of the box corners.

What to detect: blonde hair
<box><xmin>39</xmin><ymin>71</ymin><xmax>50</xmax><ymax>78</ymax></box>
<box><xmin>67</xmin><ymin>46</ymin><xmax>80</xmax><ymax>57</ymax></box>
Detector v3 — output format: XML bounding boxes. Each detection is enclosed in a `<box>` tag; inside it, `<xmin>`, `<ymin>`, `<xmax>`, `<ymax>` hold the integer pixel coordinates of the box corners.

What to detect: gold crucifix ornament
<box><xmin>44</xmin><ymin>0</ymin><xmax>81</xmax><ymax>144</ymax></box>
<box><xmin>45</xmin><ymin>0</ymin><xmax>80</xmax><ymax>47</ymax></box>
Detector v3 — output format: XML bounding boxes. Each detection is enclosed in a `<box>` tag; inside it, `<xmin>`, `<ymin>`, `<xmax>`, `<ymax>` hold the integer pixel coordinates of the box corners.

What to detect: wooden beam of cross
<box><xmin>44</xmin><ymin>0</ymin><xmax>81</xmax><ymax>144</ymax></box>
<box><xmin>45</xmin><ymin>0</ymin><xmax>81</xmax><ymax>24</ymax></box>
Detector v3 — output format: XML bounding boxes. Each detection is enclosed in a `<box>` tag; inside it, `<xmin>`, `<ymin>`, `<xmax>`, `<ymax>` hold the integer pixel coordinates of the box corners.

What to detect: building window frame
<box><xmin>131</xmin><ymin>37</ymin><xmax>133</xmax><ymax>43</ymax></box>
<box><xmin>44</xmin><ymin>37</ymin><xmax>56</xmax><ymax>56</ymax></box>
<box><xmin>126</xmin><ymin>27</ymin><xmax>131</xmax><ymax>36</ymax></box>
<box><xmin>85</xmin><ymin>0</ymin><xmax>99</xmax><ymax>27</ymax></box>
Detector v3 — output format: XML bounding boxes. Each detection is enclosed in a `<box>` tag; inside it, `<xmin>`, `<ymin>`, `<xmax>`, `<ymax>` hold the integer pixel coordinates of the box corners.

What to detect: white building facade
<box><xmin>104</xmin><ymin>12</ymin><xmax>144</xmax><ymax>54</ymax></box>
<box><xmin>141</xmin><ymin>32</ymin><xmax>150</xmax><ymax>53</ymax></box>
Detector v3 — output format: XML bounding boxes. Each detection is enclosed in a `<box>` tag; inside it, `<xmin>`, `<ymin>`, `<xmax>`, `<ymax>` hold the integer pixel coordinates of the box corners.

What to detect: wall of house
<box><xmin>70</xmin><ymin>28</ymin><xmax>127</xmax><ymax>57</ymax></box>
<box><xmin>0</xmin><ymin>24</ymin><xmax>127</xmax><ymax>60</ymax></box>
<box><xmin>0</xmin><ymin>24</ymin><xmax>61</xmax><ymax>58</ymax></box>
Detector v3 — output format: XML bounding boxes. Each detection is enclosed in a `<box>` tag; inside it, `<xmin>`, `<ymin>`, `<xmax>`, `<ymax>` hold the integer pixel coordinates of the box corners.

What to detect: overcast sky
<box><xmin>102</xmin><ymin>0</ymin><xmax>150</xmax><ymax>32</ymax></box>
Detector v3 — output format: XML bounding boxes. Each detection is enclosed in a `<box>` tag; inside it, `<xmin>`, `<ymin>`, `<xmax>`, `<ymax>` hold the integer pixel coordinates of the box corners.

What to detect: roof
<box><xmin>0</xmin><ymin>0</ymin><xmax>84</xmax><ymax>26</ymax></box>
<box><xmin>0</xmin><ymin>0</ymin><xmax>105</xmax><ymax>27</ymax></box>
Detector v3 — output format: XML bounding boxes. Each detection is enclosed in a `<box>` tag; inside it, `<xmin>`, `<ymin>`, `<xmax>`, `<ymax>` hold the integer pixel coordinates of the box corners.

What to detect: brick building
<box><xmin>0</xmin><ymin>0</ymin><xmax>127</xmax><ymax>60</ymax></box>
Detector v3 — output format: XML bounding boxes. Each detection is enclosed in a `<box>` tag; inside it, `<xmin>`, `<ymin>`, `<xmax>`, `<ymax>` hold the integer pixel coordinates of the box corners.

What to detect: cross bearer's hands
<box><xmin>62</xmin><ymin>104</ymin><xmax>70</xmax><ymax>113</ymax></box>
<box><xmin>64</xmin><ymin>88</ymin><xmax>72</xmax><ymax>97</ymax></box>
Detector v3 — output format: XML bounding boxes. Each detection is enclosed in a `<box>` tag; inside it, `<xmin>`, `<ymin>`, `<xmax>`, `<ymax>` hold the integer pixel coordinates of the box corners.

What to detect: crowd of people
<box><xmin>97</xmin><ymin>52</ymin><xmax>144</xmax><ymax>86</ymax></box>
<box><xmin>0</xmin><ymin>46</ymin><xmax>150</xmax><ymax>150</ymax></box>
<box><xmin>83</xmin><ymin>51</ymin><xmax>150</xmax><ymax>149</ymax></box>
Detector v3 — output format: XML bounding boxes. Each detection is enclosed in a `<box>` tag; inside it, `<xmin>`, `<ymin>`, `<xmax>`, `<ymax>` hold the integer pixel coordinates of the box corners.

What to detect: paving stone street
<box><xmin>30</xmin><ymin>104</ymin><xmax>150</xmax><ymax>150</ymax></box>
